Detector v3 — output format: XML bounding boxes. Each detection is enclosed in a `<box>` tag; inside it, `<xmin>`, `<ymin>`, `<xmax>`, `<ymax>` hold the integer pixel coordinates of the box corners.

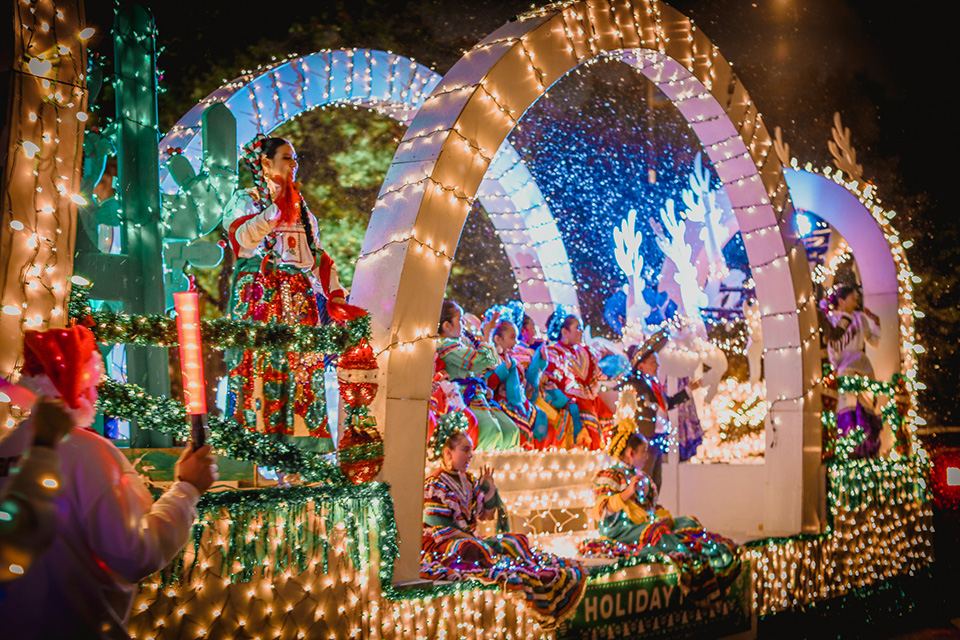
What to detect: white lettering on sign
<box><xmin>582</xmin><ymin>584</ymin><xmax>684</xmax><ymax>622</ymax></box>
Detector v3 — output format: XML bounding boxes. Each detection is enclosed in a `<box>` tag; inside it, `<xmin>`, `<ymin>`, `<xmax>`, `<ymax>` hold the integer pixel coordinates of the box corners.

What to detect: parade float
<box><xmin>0</xmin><ymin>0</ymin><xmax>932</xmax><ymax>638</ymax></box>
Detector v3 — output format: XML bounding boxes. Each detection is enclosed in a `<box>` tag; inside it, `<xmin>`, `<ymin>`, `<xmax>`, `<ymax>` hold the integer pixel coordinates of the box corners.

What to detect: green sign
<box><xmin>557</xmin><ymin>566</ymin><xmax>750</xmax><ymax>639</ymax></box>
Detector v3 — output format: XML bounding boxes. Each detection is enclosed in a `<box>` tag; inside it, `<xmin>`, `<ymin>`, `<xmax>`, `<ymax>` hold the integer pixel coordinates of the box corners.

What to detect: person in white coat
<box><xmin>0</xmin><ymin>325</ymin><xmax>218</xmax><ymax>639</ymax></box>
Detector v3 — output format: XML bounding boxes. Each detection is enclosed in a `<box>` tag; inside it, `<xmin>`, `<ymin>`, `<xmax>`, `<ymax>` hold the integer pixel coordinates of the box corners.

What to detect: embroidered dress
<box><xmin>421</xmin><ymin>469</ymin><xmax>587</xmax><ymax>627</ymax></box>
<box><xmin>579</xmin><ymin>463</ymin><xmax>741</xmax><ymax>603</ymax></box>
<box><xmin>485</xmin><ymin>351</ymin><xmax>550</xmax><ymax>449</ymax></box>
<box><xmin>436</xmin><ymin>337</ymin><xmax>520</xmax><ymax>451</ymax></box>
<box><xmin>542</xmin><ymin>341</ymin><xmax>607</xmax><ymax>449</ymax></box>
<box><xmin>224</xmin><ymin>187</ymin><xmax>344</xmax><ymax>452</ymax></box>
<box><xmin>827</xmin><ymin>310</ymin><xmax>882</xmax><ymax>458</ymax></box>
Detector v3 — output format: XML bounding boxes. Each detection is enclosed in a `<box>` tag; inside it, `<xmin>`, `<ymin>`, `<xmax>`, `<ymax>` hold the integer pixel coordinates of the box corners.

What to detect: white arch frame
<box><xmin>351</xmin><ymin>0</ymin><xmax>823</xmax><ymax>583</ymax></box>
<box><xmin>157</xmin><ymin>49</ymin><xmax>579</xmax><ymax>317</ymax></box>
<box><xmin>784</xmin><ymin>168</ymin><xmax>910</xmax><ymax>381</ymax></box>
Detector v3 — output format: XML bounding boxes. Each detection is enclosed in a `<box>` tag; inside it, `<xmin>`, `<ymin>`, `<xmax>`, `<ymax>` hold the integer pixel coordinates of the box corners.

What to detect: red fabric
<box><xmin>273</xmin><ymin>178</ymin><xmax>302</xmax><ymax>226</ymax></box>
<box><xmin>21</xmin><ymin>326</ymin><xmax>98</xmax><ymax>410</ymax></box>
<box><xmin>327</xmin><ymin>300</ymin><xmax>367</xmax><ymax>324</ymax></box>
<box><xmin>650</xmin><ymin>379</ymin><xmax>668</xmax><ymax>412</ymax></box>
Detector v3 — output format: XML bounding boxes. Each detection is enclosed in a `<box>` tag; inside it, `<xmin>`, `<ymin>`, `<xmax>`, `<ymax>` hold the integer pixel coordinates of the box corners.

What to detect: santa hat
<box><xmin>17</xmin><ymin>325</ymin><xmax>104</xmax><ymax>427</ymax></box>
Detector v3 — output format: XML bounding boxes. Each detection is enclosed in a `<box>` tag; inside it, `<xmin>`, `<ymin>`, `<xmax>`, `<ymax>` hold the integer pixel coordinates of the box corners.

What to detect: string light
<box><xmin>1</xmin><ymin>0</ymin><xmax>90</xmax><ymax>432</ymax></box>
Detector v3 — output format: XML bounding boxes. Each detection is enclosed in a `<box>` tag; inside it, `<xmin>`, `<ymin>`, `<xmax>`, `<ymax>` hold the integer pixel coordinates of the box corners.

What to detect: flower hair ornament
<box><xmin>546</xmin><ymin>304</ymin><xmax>575</xmax><ymax>342</ymax></box>
<box><xmin>607</xmin><ymin>416</ymin><xmax>642</xmax><ymax>459</ymax></box>
<box><xmin>240</xmin><ymin>133</ymin><xmax>270</xmax><ymax>201</ymax></box>
<box><xmin>484</xmin><ymin>301</ymin><xmax>525</xmax><ymax>329</ymax></box>
<box><xmin>426</xmin><ymin>411</ymin><xmax>471</xmax><ymax>462</ymax></box>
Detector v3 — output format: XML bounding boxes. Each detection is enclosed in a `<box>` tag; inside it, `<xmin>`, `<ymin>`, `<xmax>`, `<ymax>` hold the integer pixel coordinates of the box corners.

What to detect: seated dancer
<box><xmin>485</xmin><ymin>319</ymin><xmax>551</xmax><ymax>449</ymax></box>
<box><xmin>224</xmin><ymin>135</ymin><xmax>358</xmax><ymax>452</ymax></box>
<box><xmin>621</xmin><ymin>330</ymin><xmax>700</xmax><ymax>489</ymax></box>
<box><xmin>421</xmin><ymin>418</ymin><xmax>587</xmax><ymax>628</ymax></box>
<box><xmin>436</xmin><ymin>300</ymin><xmax>519</xmax><ymax>451</ymax></box>
<box><xmin>428</xmin><ymin>370</ymin><xmax>480</xmax><ymax>450</ymax></box>
<box><xmin>822</xmin><ymin>284</ymin><xmax>882</xmax><ymax>458</ymax></box>
<box><xmin>542</xmin><ymin>307</ymin><xmax>608</xmax><ymax>449</ymax></box>
<box><xmin>579</xmin><ymin>425</ymin><xmax>741</xmax><ymax>604</ymax></box>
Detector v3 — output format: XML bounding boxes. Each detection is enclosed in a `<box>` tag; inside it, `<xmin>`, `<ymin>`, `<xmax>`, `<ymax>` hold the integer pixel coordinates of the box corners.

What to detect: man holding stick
<box><xmin>0</xmin><ymin>325</ymin><xmax>218</xmax><ymax>639</ymax></box>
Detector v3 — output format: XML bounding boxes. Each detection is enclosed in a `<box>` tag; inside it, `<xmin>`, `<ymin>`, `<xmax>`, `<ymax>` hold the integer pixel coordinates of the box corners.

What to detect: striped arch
<box><xmin>157</xmin><ymin>49</ymin><xmax>577</xmax><ymax>315</ymax></box>
<box><xmin>351</xmin><ymin>0</ymin><xmax>823</xmax><ymax>582</ymax></box>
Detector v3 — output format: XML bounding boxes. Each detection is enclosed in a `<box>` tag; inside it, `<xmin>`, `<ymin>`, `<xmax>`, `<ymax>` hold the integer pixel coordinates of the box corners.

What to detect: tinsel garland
<box><xmin>744</xmin><ymin>455</ymin><xmax>930</xmax><ymax>549</ymax></box>
<box><xmin>826</xmin><ymin>458</ymin><xmax>929</xmax><ymax>512</ymax></box>
<box><xmin>69</xmin><ymin>284</ymin><xmax>371</xmax><ymax>352</ymax></box>
<box><xmin>154</xmin><ymin>482</ymin><xmax>497</xmax><ymax>599</ymax></box>
<box><xmin>337</xmin><ymin>440</ymin><xmax>385</xmax><ymax>466</ymax></box>
<box><xmin>160</xmin><ymin>483</ymin><xmax>383</xmax><ymax>586</ymax></box>
<box><xmin>97</xmin><ymin>378</ymin><xmax>346</xmax><ymax>484</ymax></box>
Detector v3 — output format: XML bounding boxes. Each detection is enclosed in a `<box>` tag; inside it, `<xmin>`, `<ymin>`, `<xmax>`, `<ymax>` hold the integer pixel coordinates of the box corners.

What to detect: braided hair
<box><xmin>240</xmin><ymin>134</ymin><xmax>291</xmax><ymax>203</ymax></box>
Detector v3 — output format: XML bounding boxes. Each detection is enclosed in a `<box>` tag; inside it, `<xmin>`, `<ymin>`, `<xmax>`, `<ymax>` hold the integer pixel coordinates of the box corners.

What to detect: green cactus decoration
<box><xmin>160</xmin><ymin>102</ymin><xmax>236</xmax><ymax>308</ymax></box>
<box><xmin>72</xmin><ymin>4</ymin><xmax>240</xmax><ymax>446</ymax></box>
<box><xmin>77</xmin><ymin>129</ymin><xmax>121</xmax><ymax>248</ymax></box>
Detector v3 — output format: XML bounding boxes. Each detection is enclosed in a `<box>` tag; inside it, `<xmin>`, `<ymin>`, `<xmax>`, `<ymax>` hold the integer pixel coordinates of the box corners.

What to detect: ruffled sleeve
<box><xmin>223</xmin><ymin>189</ymin><xmax>280</xmax><ymax>257</ymax></box>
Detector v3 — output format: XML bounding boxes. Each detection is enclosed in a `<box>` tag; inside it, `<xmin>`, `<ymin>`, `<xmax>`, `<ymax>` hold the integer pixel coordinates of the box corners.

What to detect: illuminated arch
<box><xmin>351</xmin><ymin>0</ymin><xmax>822</xmax><ymax>582</ymax></box>
<box><xmin>784</xmin><ymin>168</ymin><xmax>917</xmax><ymax>382</ymax></box>
<box><xmin>157</xmin><ymin>49</ymin><xmax>578</xmax><ymax>316</ymax></box>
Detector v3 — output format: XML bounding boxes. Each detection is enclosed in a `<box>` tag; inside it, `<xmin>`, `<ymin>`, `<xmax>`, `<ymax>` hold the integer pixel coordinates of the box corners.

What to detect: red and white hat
<box><xmin>17</xmin><ymin>325</ymin><xmax>104</xmax><ymax>427</ymax></box>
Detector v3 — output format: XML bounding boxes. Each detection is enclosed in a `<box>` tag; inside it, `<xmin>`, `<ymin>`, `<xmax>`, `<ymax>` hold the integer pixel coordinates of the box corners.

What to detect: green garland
<box><xmin>97</xmin><ymin>378</ymin><xmax>346</xmax><ymax>484</ymax></box>
<box><xmin>823</xmin><ymin>372</ymin><xmax>916</xmax><ymax>459</ymax></box>
<box><xmin>156</xmin><ymin>482</ymin><xmax>496</xmax><ymax>599</ymax></box>
<box><xmin>826</xmin><ymin>457</ymin><xmax>929</xmax><ymax>512</ymax></box>
<box><xmin>338</xmin><ymin>441</ymin><xmax>385</xmax><ymax>465</ymax></box>
<box><xmin>69</xmin><ymin>284</ymin><xmax>371</xmax><ymax>352</ymax></box>
<box><xmin>744</xmin><ymin>454</ymin><xmax>929</xmax><ymax>549</ymax></box>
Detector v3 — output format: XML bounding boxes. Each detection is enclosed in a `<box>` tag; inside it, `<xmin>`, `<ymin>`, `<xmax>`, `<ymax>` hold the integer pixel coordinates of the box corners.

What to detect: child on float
<box><xmin>580</xmin><ymin>424</ymin><xmax>741</xmax><ymax>603</ymax></box>
<box><xmin>485</xmin><ymin>318</ymin><xmax>552</xmax><ymax>449</ymax></box>
<box><xmin>621</xmin><ymin>329</ymin><xmax>701</xmax><ymax>490</ymax></box>
<box><xmin>421</xmin><ymin>418</ymin><xmax>587</xmax><ymax>628</ymax></box>
<box><xmin>436</xmin><ymin>300</ymin><xmax>519</xmax><ymax>451</ymax></box>
<box><xmin>541</xmin><ymin>306</ymin><xmax>607</xmax><ymax>449</ymax></box>
<box><xmin>821</xmin><ymin>284</ymin><xmax>882</xmax><ymax>458</ymax></box>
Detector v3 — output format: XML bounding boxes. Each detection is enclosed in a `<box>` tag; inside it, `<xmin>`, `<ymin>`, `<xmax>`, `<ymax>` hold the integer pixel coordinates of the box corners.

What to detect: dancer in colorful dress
<box><xmin>436</xmin><ymin>301</ymin><xmax>519</xmax><ymax>451</ymax></box>
<box><xmin>822</xmin><ymin>284</ymin><xmax>882</xmax><ymax>458</ymax></box>
<box><xmin>579</xmin><ymin>424</ymin><xmax>741</xmax><ymax>603</ymax></box>
<box><xmin>421</xmin><ymin>417</ymin><xmax>587</xmax><ymax>628</ymax></box>
<box><xmin>485</xmin><ymin>319</ymin><xmax>551</xmax><ymax>449</ymax></box>
<box><xmin>224</xmin><ymin>135</ymin><xmax>352</xmax><ymax>452</ymax></box>
<box><xmin>541</xmin><ymin>307</ymin><xmax>606</xmax><ymax>449</ymax></box>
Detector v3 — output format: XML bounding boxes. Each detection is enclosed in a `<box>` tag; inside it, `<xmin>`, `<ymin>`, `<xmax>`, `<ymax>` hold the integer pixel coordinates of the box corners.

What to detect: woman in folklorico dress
<box><xmin>541</xmin><ymin>306</ymin><xmax>607</xmax><ymax>450</ymax></box>
<box><xmin>223</xmin><ymin>135</ymin><xmax>357</xmax><ymax>453</ymax></box>
<box><xmin>420</xmin><ymin>414</ymin><xmax>587</xmax><ymax>628</ymax></box>
<box><xmin>483</xmin><ymin>307</ymin><xmax>552</xmax><ymax>449</ymax></box>
<box><xmin>436</xmin><ymin>300</ymin><xmax>519</xmax><ymax>451</ymax></box>
<box><xmin>822</xmin><ymin>284</ymin><xmax>882</xmax><ymax>458</ymax></box>
<box><xmin>579</xmin><ymin>421</ymin><xmax>741</xmax><ymax>603</ymax></box>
